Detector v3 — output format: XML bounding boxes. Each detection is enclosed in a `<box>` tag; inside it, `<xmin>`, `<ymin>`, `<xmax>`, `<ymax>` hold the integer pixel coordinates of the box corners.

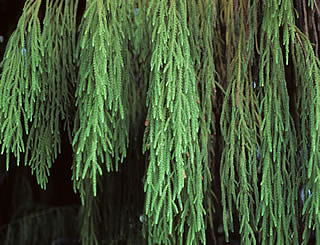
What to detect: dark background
<box><xmin>0</xmin><ymin>0</ymin><xmax>23</xmax><ymax>57</ymax></box>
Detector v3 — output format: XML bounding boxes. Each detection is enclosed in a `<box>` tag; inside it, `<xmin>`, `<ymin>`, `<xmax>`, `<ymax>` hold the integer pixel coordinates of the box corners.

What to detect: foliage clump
<box><xmin>1</xmin><ymin>0</ymin><xmax>320</xmax><ymax>244</ymax></box>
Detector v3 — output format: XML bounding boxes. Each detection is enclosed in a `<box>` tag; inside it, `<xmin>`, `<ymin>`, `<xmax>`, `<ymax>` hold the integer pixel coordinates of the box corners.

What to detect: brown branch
<box><xmin>311</xmin><ymin>11</ymin><xmax>319</xmax><ymax>57</ymax></box>
<box><xmin>314</xmin><ymin>0</ymin><xmax>320</xmax><ymax>17</ymax></box>
<box><xmin>302</xmin><ymin>0</ymin><xmax>310</xmax><ymax>38</ymax></box>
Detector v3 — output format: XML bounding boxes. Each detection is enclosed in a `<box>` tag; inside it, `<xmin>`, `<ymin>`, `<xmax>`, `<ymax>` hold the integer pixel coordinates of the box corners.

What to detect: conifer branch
<box><xmin>72</xmin><ymin>0</ymin><xmax>128</xmax><ymax>197</ymax></box>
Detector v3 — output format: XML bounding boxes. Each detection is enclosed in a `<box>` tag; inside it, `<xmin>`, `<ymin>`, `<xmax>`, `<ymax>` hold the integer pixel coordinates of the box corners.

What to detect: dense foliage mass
<box><xmin>0</xmin><ymin>0</ymin><xmax>320</xmax><ymax>244</ymax></box>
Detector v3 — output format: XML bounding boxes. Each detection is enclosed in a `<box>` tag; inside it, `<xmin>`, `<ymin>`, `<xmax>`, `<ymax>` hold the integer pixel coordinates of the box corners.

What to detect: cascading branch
<box><xmin>0</xmin><ymin>0</ymin><xmax>78</xmax><ymax>189</ymax></box>
<box><xmin>219</xmin><ymin>0</ymin><xmax>260</xmax><ymax>244</ymax></box>
<box><xmin>72</xmin><ymin>0</ymin><xmax>128</xmax><ymax>199</ymax></box>
<box><xmin>0</xmin><ymin>0</ymin><xmax>44</xmax><ymax>170</ymax></box>
<box><xmin>292</xmin><ymin>26</ymin><xmax>320</xmax><ymax>244</ymax></box>
<box><xmin>143</xmin><ymin>0</ymin><xmax>209</xmax><ymax>243</ymax></box>
<box><xmin>257</xmin><ymin>1</ymin><xmax>299</xmax><ymax>244</ymax></box>
<box><xmin>25</xmin><ymin>0</ymin><xmax>78</xmax><ymax>189</ymax></box>
<box><xmin>1</xmin><ymin>0</ymin><xmax>320</xmax><ymax>244</ymax></box>
<box><xmin>219</xmin><ymin>0</ymin><xmax>302</xmax><ymax>244</ymax></box>
<box><xmin>186</xmin><ymin>0</ymin><xmax>216</xmax><ymax>235</ymax></box>
<box><xmin>77</xmin><ymin>2</ymin><xmax>137</xmax><ymax>243</ymax></box>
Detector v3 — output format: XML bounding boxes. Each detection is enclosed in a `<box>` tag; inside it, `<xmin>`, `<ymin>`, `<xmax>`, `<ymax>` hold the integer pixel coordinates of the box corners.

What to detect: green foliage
<box><xmin>292</xmin><ymin>26</ymin><xmax>320</xmax><ymax>245</ymax></box>
<box><xmin>256</xmin><ymin>1</ymin><xmax>298</xmax><ymax>244</ymax></box>
<box><xmin>0</xmin><ymin>0</ymin><xmax>44</xmax><ymax>170</ymax></box>
<box><xmin>219</xmin><ymin>1</ymin><xmax>260</xmax><ymax>243</ymax></box>
<box><xmin>0</xmin><ymin>0</ymin><xmax>78</xmax><ymax>189</ymax></box>
<box><xmin>142</xmin><ymin>0</ymin><xmax>211</xmax><ymax>244</ymax></box>
<box><xmin>72</xmin><ymin>0</ymin><xmax>129</xmax><ymax>199</ymax></box>
<box><xmin>1</xmin><ymin>0</ymin><xmax>320</xmax><ymax>244</ymax></box>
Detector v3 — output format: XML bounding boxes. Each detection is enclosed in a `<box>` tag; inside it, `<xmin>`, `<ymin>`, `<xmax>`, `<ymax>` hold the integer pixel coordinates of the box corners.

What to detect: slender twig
<box><xmin>302</xmin><ymin>0</ymin><xmax>310</xmax><ymax>38</ymax></box>
<box><xmin>311</xmin><ymin>11</ymin><xmax>318</xmax><ymax>56</ymax></box>
<box><xmin>314</xmin><ymin>0</ymin><xmax>320</xmax><ymax>17</ymax></box>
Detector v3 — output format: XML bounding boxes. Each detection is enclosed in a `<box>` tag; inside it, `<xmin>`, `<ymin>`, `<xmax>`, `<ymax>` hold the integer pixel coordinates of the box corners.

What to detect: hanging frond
<box><xmin>0</xmin><ymin>0</ymin><xmax>44</xmax><ymax>170</ymax></box>
<box><xmin>219</xmin><ymin>1</ymin><xmax>260</xmax><ymax>243</ymax></box>
<box><xmin>143</xmin><ymin>0</ymin><xmax>207</xmax><ymax>243</ymax></box>
<box><xmin>291</xmin><ymin>25</ymin><xmax>320</xmax><ymax>245</ymax></box>
<box><xmin>1</xmin><ymin>0</ymin><xmax>320</xmax><ymax>244</ymax></box>
<box><xmin>256</xmin><ymin>0</ymin><xmax>298</xmax><ymax>244</ymax></box>
<box><xmin>72</xmin><ymin>0</ymin><xmax>129</xmax><ymax>197</ymax></box>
